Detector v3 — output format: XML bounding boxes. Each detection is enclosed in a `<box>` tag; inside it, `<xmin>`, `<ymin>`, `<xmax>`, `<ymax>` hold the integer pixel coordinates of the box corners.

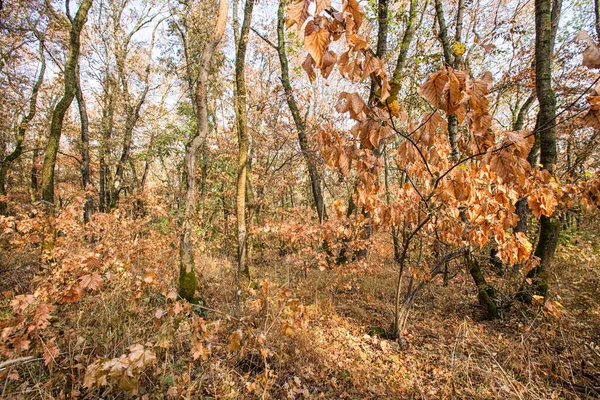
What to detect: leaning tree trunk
<box><xmin>0</xmin><ymin>37</ymin><xmax>45</xmax><ymax>214</ymax></box>
<box><xmin>40</xmin><ymin>0</ymin><xmax>93</xmax><ymax>203</ymax></box>
<box><xmin>178</xmin><ymin>0</ymin><xmax>228</xmax><ymax>302</ymax></box>
<box><xmin>235</xmin><ymin>0</ymin><xmax>255</xmax><ymax>281</ymax></box>
<box><xmin>524</xmin><ymin>0</ymin><xmax>561</xmax><ymax>302</ymax></box>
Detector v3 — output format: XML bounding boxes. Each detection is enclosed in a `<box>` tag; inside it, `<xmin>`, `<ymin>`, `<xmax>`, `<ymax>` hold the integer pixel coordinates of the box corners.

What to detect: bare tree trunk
<box><xmin>75</xmin><ymin>64</ymin><xmax>92</xmax><ymax>223</ymax></box>
<box><xmin>178</xmin><ymin>0</ymin><xmax>228</xmax><ymax>302</ymax></box>
<box><xmin>277</xmin><ymin>0</ymin><xmax>326</xmax><ymax>223</ymax></box>
<box><xmin>40</xmin><ymin>0</ymin><xmax>93</xmax><ymax>203</ymax></box>
<box><xmin>235</xmin><ymin>0</ymin><xmax>255</xmax><ymax>281</ymax></box>
<box><xmin>0</xmin><ymin>37</ymin><xmax>45</xmax><ymax>214</ymax></box>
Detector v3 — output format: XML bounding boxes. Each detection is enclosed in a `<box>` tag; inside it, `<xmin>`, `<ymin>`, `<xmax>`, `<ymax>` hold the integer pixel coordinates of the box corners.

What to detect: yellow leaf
<box><xmin>453</xmin><ymin>41</ymin><xmax>466</xmax><ymax>57</ymax></box>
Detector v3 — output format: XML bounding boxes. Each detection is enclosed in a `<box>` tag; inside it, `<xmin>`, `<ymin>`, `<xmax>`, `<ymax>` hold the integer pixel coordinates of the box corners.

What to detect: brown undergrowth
<box><xmin>0</xmin><ymin>201</ymin><xmax>599</xmax><ymax>399</ymax></box>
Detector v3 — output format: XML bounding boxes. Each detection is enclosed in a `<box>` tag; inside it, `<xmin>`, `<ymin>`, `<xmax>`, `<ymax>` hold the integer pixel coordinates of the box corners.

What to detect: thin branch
<box><xmin>251</xmin><ymin>27</ymin><xmax>278</xmax><ymax>50</ymax></box>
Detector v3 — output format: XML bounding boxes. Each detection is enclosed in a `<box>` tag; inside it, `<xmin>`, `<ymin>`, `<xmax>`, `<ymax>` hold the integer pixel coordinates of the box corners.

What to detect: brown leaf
<box><xmin>577</xmin><ymin>31</ymin><xmax>600</xmax><ymax>69</ymax></box>
<box><xmin>321</xmin><ymin>50</ymin><xmax>337</xmax><ymax>79</ymax></box>
<box><xmin>315</xmin><ymin>0</ymin><xmax>331</xmax><ymax>15</ymax></box>
<box><xmin>302</xmin><ymin>54</ymin><xmax>316</xmax><ymax>82</ymax></box>
<box><xmin>419</xmin><ymin>69</ymin><xmax>448</xmax><ymax>110</ymax></box>
<box><xmin>286</xmin><ymin>0</ymin><xmax>309</xmax><ymax>30</ymax></box>
<box><xmin>337</xmin><ymin>151</ymin><xmax>351</xmax><ymax>176</ymax></box>
<box><xmin>304</xmin><ymin>20</ymin><xmax>330</xmax><ymax>67</ymax></box>
<box><xmin>228</xmin><ymin>329</ymin><xmax>243</xmax><ymax>352</ymax></box>
<box><xmin>79</xmin><ymin>273</ymin><xmax>103</xmax><ymax>291</ymax></box>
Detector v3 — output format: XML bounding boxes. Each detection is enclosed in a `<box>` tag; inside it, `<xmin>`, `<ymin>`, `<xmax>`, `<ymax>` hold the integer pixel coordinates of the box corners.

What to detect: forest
<box><xmin>1</xmin><ymin>0</ymin><xmax>600</xmax><ymax>398</ymax></box>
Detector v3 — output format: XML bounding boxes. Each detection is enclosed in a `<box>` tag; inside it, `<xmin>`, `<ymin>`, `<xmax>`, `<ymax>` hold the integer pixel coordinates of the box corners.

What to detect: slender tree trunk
<box><xmin>99</xmin><ymin>76</ymin><xmax>114</xmax><ymax>213</ymax></box>
<box><xmin>525</xmin><ymin>0</ymin><xmax>561</xmax><ymax>301</ymax></box>
<box><xmin>513</xmin><ymin>94</ymin><xmax>536</xmax><ymax>234</ymax></box>
<box><xmin>0</xmin><ymin>37</ymin><xmax>45</xmax><ymax>214</ymax></box>
<box><xmin>235</xmin><ymin>0</ymin><xmax>255</xmax><ymax>281</ymax></box>
<box><xmin>276</xmin><ymin>0</ymin><xmax>326</xmax><ymax>223</ymax></box>
<box><xmin>434</xmin><ymin>0</ymin><xmax>459</xmax><ymax>161</ymax></box>
<box><xmin>390</xmin><ymin>0</ymin><xmax>419</xmax><ymax>97</ymax></box>
<box><xmin>178</xmin><ymin>0</ymin><xmax>228</xmax><ymax>302</ymax></box>
<box><xmin>40</xmin><ymin>0</ymin><xmax>93</xmax><ymax>203</ymax></box>
<box><xmin>75</xmin><ymin>64</ymin><xmax>93</xmax><ymax>223</ymax></box>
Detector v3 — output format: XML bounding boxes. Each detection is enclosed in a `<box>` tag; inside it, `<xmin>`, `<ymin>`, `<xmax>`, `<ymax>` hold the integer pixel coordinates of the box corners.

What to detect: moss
<box><xmin>178</xmin><ymin>270</ymin><xmax>197</xmax><ymax>302</ymax></box>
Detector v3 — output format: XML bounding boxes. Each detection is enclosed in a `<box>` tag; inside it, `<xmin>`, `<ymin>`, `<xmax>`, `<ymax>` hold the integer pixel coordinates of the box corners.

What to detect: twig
<box><xmin>250</xmin><ymin>27</ymin><xmax>278</xmax><ymax>50</ymax></box>
<box><xmin>584</xmin><ymin>342</ymin><xmax>600</xmax><ymax>360</ymax></box>
<box><xmin>0</xmin><ymin>356</ymin><xmax>42</xmax><ymax>371</ymax></box>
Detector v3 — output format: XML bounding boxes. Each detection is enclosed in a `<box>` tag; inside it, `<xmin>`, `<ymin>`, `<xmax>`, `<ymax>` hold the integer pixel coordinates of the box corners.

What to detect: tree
<box><xmin>276</xmin><ymin>0</ymin><xmax>326</xmax><ymax>224</ymax></box>
<box><xmin>234</xmin><ymin>0</ymin><xmax>255</xmax><ymax>280</ymax></box>
<box><xmin>523</xmin><ymin>0</ymin><xmax>562</xmax><ymax>301</ymax></box>
<box><xmin>0</xmin><ymin>34</ymin><xmax>45</xmax><ymax>214</ymax></box>
<box><xmin>176</xmin><ymin>0</ymin><xmax>228</xmax><ymax>302</ymax></box>
<box><xmin>40</xmin><ymin>0</ymin><xmax>93</xmax><ymax>203</ymax></box>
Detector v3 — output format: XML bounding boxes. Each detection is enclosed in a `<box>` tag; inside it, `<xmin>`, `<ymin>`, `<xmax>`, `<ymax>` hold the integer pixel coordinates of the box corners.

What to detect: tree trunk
<box><xmin>468</xmin><ymin>254</ymin><xmax>500</xmax><ymax>319</ymax></box>
<box><xmin>75</xmin><ymin>64</ymin><xmax>93</xmax><ymax>223</ymax></box>
<box><xmin>99</xmin><ymin>75</ymin><xmax>114</xmax><ymax>213</ymax></box>
<box><xmin>0</xmin><ymin>37</ymin><xmax>45</xmax><ymax>214</ymax></box>
<box><xmin>277</xmin><ymin>0</ymin><xmax>326</xmax><ymax>223</ymax></box>
<box><xmin>178</xmin><ymin>0</ymin><xmax>228</xmax><ymax>302</ymax></box>
<box><xmin>235</xmin><ymin>0</ymin><xmax>255</xmax><ymax>281</ymax></box>
<box><xmin>433</xmin><ymin>0</ymin><xmax>459</xmax><ymax>161</ymax></box>
<box><xmin>40</xmin><ymin>0</ymin><xmax>93</xmax><ymax>203</ymax></box>
<box><xmin>110</xmin><ymin>20</ymin><xmax>159</xmax><ymax>209</ymax></box>
<box><xmin>526</xmin><ymin>0</ymin><xmax>561</xmax><ymax>301</ymax></box>
<box><xmin>390</xmin><ymin>0</ymin><xmax>418</xmax><ymax>97</ymax></box>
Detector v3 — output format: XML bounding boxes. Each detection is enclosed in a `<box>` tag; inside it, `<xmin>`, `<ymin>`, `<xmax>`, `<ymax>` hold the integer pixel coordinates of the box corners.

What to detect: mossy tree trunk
<box><xmin>522</xmin><ymin>0</ymin><xmax>562</xmax><ymax>302</ymax></box>
<box><xmin>468</xmin><ymin>254</ymin><xmax>500</xmax><ymax>319</ymax></box>
<box><xmin>40</xmin><ymin>0</ymin><xmax>93</xmax><ymax>204</ymax></box>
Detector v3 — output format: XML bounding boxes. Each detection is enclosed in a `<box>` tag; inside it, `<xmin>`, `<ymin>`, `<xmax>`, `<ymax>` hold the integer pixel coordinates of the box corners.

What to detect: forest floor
<box><xmin>1</xmin><ymin>210</ymin><xmax>600</xmax><ymax>399</ymax></box>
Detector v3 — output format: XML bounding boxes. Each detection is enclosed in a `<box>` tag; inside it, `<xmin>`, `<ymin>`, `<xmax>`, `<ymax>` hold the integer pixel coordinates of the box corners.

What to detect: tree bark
<box><xmin>40</xmin><ymin>0</ymin><xmax>93</xmax><ymax>203</ymax></box>
<box><xmin>390</xmin><ymin>0</ymin><xmax>418</xmax><ymax>97</ymax></box>
<box><xmin>235</xmin><ymin>0</ymin><xmax>255</xmax><ymax>281</ymax></box>
<box><xmin>468</xmin><ymin>254</ymin><xmax>500</xmax><ymax>319</ymax></box>
<box><xmin>526</xmin><ymin>0</ymin><xmax>561</xmax><ymax>301</ymax></box>
<box><xmin>178</xmin><ymin>0</ymin><xmax>228</xmax><ymax>302</ymax></box>
<box><xmin>0</xmin><ymin>37</ymin><xmax>45</xmax><ymax>214</ymax></box>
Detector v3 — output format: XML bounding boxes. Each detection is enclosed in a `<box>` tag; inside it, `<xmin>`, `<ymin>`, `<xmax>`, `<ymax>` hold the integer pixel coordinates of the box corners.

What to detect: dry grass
<box><xmin>1</xmin><ymin>207</ymin><xmax>599</xmax><ymax>399</ymax></box>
